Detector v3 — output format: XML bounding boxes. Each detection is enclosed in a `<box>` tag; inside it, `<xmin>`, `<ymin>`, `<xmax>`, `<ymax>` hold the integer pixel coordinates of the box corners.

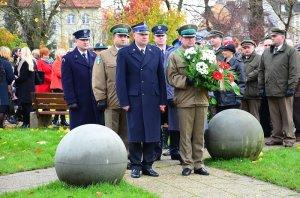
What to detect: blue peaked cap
<box><xmin>151</xmin><ymin>25</ymin><xmax>168</xmax><ymax>35</ymax></box>
<box><xmin>131</xmin><ymin>22</ymin><xmax>149</xmax><ymax>33</ymax></box>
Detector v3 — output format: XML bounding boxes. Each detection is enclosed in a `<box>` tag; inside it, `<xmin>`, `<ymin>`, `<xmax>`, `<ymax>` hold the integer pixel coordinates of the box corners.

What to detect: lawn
<box><xmin>0</xmin><ymin>127</ymin><xmax>66</xmax><ymax>175</ymax></box>
<box><xmin>205</xmin><ymin>146</ymin><xmax>300</xmax><ymax>192</ymax></box>
<box><xmin>0</xmin><ymin>180</ymin><xmax>157</xmax><ymax>198</ymax></box>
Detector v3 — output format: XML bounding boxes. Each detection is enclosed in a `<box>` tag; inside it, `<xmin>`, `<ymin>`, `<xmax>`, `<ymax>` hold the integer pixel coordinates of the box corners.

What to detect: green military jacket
<box><xmin>92</xmin><ymin>46</ymin><xmax>120</xmax><ymax>109</ymax></box>
<box><xmin>166</xmin><ymin>46</ymin><xmax>209</xmax><ymax>108</ymax></box>
<box><xmin>243</xmin><ymin>53</ymin><xmax>261</xmax><ymax>99</ymax></box>
<box><xmin>258</xmin><ymin>42</ymin><xmax>300</xmax><ymax>97</ymax></box>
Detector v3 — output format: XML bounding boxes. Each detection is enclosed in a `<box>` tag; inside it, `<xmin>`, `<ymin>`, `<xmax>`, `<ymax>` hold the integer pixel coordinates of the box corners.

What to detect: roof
<box><xmin>17</xmin><ymin>0</ymin><xmax>101</xmax><ymax>8</ymax></box>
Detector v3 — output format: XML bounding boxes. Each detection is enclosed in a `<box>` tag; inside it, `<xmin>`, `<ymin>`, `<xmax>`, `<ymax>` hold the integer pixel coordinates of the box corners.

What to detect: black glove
<box><xmin>186</xmin><ymin>77</ymin><xmax>195</xmax><ymax>86</ymax></box>
<box><xmin>167</xmin><ymin>99</ymin><xmax>175</xmax><ymax>108</ymax></box>
<box><xmin>259</xmin><ymin>89</ymin><xmax>264</xmax><ymax>97</ymax></box>
<box><xmin>68</xmin><ymin>103</ymin><xmax>78</xmax><ymax>110</ymax></box>
<box><xmin>285</xmin><ymin>89</ymin><xmax>295</xmax><ymax>97</ymax></box>
<box><xmin>97</xmin><ymin>100</ymin><xmax>107</xmax><ymax>111</ymax></box>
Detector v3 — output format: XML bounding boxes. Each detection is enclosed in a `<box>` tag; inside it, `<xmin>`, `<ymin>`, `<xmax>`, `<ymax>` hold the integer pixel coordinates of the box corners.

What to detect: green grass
<box><xmin>0</xmin><ymin>180</ymin><xmax>158</xmax><ymax>198</ymax></box>
<box><xmin>205</xmin><ymin>147</ymin><xmax>300</xmax><ymax>192</ymax></box>
<box><xmin>0</xmin><ymin>127</ymin><xmax>66</xmax><ymax>175</ymax></box>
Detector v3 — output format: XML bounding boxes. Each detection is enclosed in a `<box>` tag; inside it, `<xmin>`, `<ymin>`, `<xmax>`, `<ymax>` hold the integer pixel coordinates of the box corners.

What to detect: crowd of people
<box><xmin>0</xmin><ymin>22</ymin><xmax>299</xmax><ymax>178</ymax></box>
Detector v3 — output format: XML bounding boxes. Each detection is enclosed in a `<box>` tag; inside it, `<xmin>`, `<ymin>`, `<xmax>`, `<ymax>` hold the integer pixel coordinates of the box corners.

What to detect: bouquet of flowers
<box><xmin>181</xmin><ymin>46</ymin><xmax>240</xmax><ymax>95</ymax></box>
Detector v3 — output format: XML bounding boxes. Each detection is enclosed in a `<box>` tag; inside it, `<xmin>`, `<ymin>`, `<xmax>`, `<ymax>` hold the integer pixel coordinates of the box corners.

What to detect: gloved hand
<box><xmin>68</xmin><ymin>103</ymin><xmax>78</xmax><ymax>110</ymax></box>
<box><xmin>285</xmin><ymin>89</ymin><xmax>295</xmax><ymax>97</ymax></box>
<box><xmin>97</xmin><ymin>100</ymin><xmax>107</xmax><ymax>111</ymax></box>
<box><xmin>167</xmin><ymin>99</ymin><xmax>175</xmax><ymax>108</ymax></box>
<box><xmin>186</xmin><ymin>77</ymin><xmax>195</xmax><ymax>86</ymax></box>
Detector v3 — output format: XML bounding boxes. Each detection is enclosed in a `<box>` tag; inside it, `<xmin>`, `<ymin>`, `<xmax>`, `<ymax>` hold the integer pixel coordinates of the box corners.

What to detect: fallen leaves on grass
<box><xmin>0</xmin><ymin>156</ymin><xmax>5</xmax><ymax>160</ymax></box>
<box><xmin>96</xmin><ymin>191</ymin><xmax>102</xmax><ymax>197</ymax></box>
<box><xmin>34</xmin><ymin>147</ymin><xmax>43</xmax><ymax>155</ymax></box>
<box><xmin>36</xmin><ymin>141</ymin><xmax>47</xmax><ymax>145</ymax></box>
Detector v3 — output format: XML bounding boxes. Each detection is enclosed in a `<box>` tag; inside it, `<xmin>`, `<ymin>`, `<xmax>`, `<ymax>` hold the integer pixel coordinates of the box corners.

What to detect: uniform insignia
<box><xmin>96</xmin><ymin>56</ymin><xmax>102</xmax><ymax>64</ymax></box>
<box><xmin>133</xmin><ymin>49</ymin><xmax>136</xmax><ymax>51</ymax></box>
<box><xmin>158</xmin><ymin>26</ymin><xmax>161</xmax><ymax>29</ymax></box>
<box><xmin>149</xmin><ymin>48</ymin><xmax>152</xmax><ymax>51</ymax></box>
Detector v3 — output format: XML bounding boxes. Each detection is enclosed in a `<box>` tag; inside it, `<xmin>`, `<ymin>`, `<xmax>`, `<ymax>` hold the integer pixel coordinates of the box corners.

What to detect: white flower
<box><xmin>201</xmin><ymin>49</ymin><xmax>217</xmax><ymax>64</ymax></box>
<box><xmin>184</xmin><ymin>47</ymin><xmax>197</xmax><ymax>57</ymax></box>
<box><xmin>196</xmin><ymin>62</ymin><xmax>208</xmax><ymax>75</ymax></box>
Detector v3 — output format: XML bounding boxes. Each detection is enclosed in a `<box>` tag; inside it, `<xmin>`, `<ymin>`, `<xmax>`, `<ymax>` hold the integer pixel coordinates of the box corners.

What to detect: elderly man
<box><xmin>92</xmin><ymin>24</ymin><xmax>131</xmax><ymax>146</ymax></box>
<box><xmin>62</xmin><ymin>29</ymin><xmax>99</xmax><ymax>129</ymax></box>
<box><xmin>258</xmin><ymin>27</ymin><xmax>300</xmax><ymax>147</ymax></box>
<box><xmin>167</xmin><ymin>24</ymin><xmax>209</xmax><ymax>176</ymax></box>
<box><xmin>116</xmin><ymin>22</ymin><xmax>167</xmax><ymax>178</ymax></box>
<box><xmin>241</xmin><ymin>39</ymin><xmax>261</xmax><ymax>121</ymax></box>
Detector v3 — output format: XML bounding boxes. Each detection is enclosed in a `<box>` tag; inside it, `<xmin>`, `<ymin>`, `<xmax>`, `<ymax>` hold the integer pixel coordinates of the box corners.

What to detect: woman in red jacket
<box><xmin>50</xmin><ymin>48</ymin><xmax>68</xmax><ymax>126</ymax></box>
<box><xmin>35</xmin><ymin>47</ymin><xmax>52</xmax><ymax>93</ymax></box>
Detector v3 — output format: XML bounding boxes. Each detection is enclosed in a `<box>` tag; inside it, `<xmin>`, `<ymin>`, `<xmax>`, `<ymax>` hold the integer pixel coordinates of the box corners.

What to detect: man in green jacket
<box><xmin>258</xmin><ymin>27</ymin><xmax>300</xmax><ymax>147</ymax></box>
<box><xmin>241</xmin><ymin>39</ymin><xmax>261</xmax><ymax>121</ymax></box>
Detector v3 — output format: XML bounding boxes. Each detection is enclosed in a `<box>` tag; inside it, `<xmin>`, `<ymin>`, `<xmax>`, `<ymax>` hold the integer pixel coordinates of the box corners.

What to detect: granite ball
<box><xmin>55</xmin><ymin>124</ymin><xmax>127</xmax><ymax>186</ymax></box>
<box><xmin>205</xmin><ymin>109</ymin><xmax>264</xmax><ymax>160</ymax></box>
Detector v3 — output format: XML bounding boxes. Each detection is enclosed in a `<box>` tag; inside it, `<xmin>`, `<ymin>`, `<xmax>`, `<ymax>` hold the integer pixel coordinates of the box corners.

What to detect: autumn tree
<box><xmin>0</xmin><ymin>0</ymin><xmax>67</xmax><ymax>49</ymax></box>
<box><xmin>102</xmin><ymin>0</ymin><xmax>186</xmax><ymax>45</ymax></box>
<box><xmin>0</xmin><ymin>28</ymin><xmax>25</xmax><ymax>49</ymax></box>
<box><xmin>249</xmin><ymin>0</ymin><xmax>265</xmax><ymax>43</ymax></box>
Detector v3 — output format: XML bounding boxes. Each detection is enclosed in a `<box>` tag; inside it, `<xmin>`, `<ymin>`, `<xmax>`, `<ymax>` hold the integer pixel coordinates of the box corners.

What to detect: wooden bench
<box><xmin>30</xmin><ymin>92</ymin><xmax>69</xmax><ymax>127</ymax></box>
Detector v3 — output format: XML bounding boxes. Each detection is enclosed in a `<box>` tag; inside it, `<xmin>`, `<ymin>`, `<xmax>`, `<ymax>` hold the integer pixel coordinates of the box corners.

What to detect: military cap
<box><xmin>270</xmin><ymin>27</ymin><xmax>286</xmax><ymax>36</ymax></box>
<box><xmin>241</xmin><ymin>39</ymin><xmax>256</xmax><ymax>47</ymax></box>
<box><xmin>196</xmin><ymin>32</ymin><xmax>204</xmax><ymax>43</ymax></box>
<box><xmin>220</xmin><ymin>44</ymin><xmax>236</xmax><ymax>53</ymax></box>
<box><xmin>110</xmin><ymin>24</ymin><xmax>131</xmax><ymax>36</ymax></box>
<box><xmin>94</xmin><ymin>43</ymin><xmax>108</xmax><ymax>50</ymax></box>
<box><xmin>207</xmin><ymin>30</ymin><xmax>224</xmax><ymax>38</ymax></box>
<box><xmin>151</xmin><ymin>25</ymin><xmax>168</xmax><ymax>36</ymax></box>
<box><xmin>73</xmin><ymin>29</ymin><xmax>90</xmax><ymax>39</ymax></box>
<box><xmin>177</xmin><ymin>24</ymin><xmax>198</xmax><ymax>37</ymax></box>
<box><xmin>131</xmin><ymin>22</ymin><xmax>149</xmax><ymax>34</ymax></box>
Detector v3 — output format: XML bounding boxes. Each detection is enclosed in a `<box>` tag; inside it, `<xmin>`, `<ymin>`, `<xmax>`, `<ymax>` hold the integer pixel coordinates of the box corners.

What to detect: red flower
<box><xmin>227</xmin><ymin>73</ymin><xmax>235</xmax><ymax>82</ymax></box>
<box><xmin>212</xmin><ymin>71</ymin><xmax>223</xmax><ymax>80</ymax></box>
<box><xmin>218</xmin><ymin>61</ymin><xmax>230</xmax><ymax>70</ymax></box>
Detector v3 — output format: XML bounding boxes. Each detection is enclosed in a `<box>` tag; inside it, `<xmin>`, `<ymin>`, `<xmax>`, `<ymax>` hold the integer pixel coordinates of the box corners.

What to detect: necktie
<box><xmin>82</xmin><ymin>53</ymin><xmax>88</xmax><ymax>63</ymax></box>
<box><xmin>273</xmin><ymin>47</ymin><xmax>278</xmax><ymax>54</ymax></box>
<box><xmin>140</xmin><ymin>49</ymin><xmax>145</xmax><ymax>54</ymax></box>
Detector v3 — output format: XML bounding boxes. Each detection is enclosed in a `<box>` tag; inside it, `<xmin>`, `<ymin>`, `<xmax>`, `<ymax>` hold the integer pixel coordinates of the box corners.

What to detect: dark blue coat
<box><xmin>116</xmin><ymin>43</ymin><xmax>167</xmax><ymax>142</ymax></box>
<box><xmin>62</xmin><ymin>47</ymin><xmax>100</xmax><ymax>129</ymax></box>
<box><xmin>0</xmin><ymin>58</ymin><xmax>14</xmax><ymax>106</ymax></box>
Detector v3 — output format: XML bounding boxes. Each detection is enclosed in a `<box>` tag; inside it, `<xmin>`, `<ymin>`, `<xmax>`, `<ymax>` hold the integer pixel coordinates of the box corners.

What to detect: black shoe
<box><xmin>52</xmin><ymin>119</ymin><xmax>60</xmax><ymax>126</ymax></box>
<box><xmin>142</xmin><ymin>168</ymin><xmax>159</xmax><ymax>177</ymax></box>
<box><xmin>194</xmin><ymin>167</ymin><xmax>209</xmax><ymax>176</ymax></box>
<box><xmin>7</xmin><ymin>116</ymin><xmax>17</xmax><ymax>124</ymax></box>
<box><xmin>131</xmin><ymin>169</ymin><xmax>141</xmax><ymax>178</ymax></box>
<box><xmin>171</xmin><ymin>153</ymin><xmax>182</xmax><ymax>161</ymax></box>
<box><xmin>60</xmin><ymin>120</ymin><xmax>69</xmax><ymax>126</ymax></box>
<box><xmin>182</xmin><ymin>168</ymin><xmax>192</xmax><ymax>176</ymax></box>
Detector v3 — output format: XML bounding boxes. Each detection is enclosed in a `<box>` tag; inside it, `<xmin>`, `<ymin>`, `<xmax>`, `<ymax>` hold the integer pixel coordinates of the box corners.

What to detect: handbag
<box><xmin>34</xmin><ymin>70</ymin><xmax>45</xmax><ymax>85</ymax></box>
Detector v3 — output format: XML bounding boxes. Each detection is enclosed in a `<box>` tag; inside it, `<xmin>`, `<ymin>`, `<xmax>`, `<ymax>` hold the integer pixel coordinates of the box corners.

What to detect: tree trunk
<box><xmin>249</xmin><ymin>0</ymin><xmax>264</xmax><ymax>43</ymax></box>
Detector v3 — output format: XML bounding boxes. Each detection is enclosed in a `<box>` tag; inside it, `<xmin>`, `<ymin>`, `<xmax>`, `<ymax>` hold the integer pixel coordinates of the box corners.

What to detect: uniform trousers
<box><xmin>241</xmin><ymin>99</ymin><xmax>261</xmax><ymax>121</ymax></box>
<box><xmin>268</xmin><ymin>97</ymin><xmax>295</xmax><ymax>142</ymax></box>
<box><xmin>105</xmin><ymin>108</ymin><xmax>127</xmax><ymax>148</ymax></box>
<box><xmin>177</xmin><ymin>106</ymin><xmax>207</xmax><ymax>169</ymax></box>
<box><xmin>129</xmin><ymin>142</ymin><xmax>156</xmax><ymax>170</ymax></box>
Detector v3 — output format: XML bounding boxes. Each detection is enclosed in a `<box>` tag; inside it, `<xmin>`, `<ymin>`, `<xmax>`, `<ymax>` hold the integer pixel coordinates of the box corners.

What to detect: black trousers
<box><xmin>21</xmin><ymin>103</ymin><xmax>32</xmax><ymax>125</ymax></box>
<box><xmin>129</xmin><ymin>142</ymin><xmax>156</xmax><ymax>170</ymax></box>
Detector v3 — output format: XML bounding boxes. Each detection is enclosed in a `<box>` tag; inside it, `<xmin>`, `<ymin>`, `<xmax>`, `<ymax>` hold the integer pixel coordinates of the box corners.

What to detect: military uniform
<box><xmin>116</xmin><ymin>22</ymin><xmax>167</xmax><ymax>177</ymax></box>
<box><xmin>62</xmin><ymin>29</ymin><xmax>100</xmax><ymax>129</ymax></box>
<box><xmin>167</xmin><ymin>25</ymin><xmax>209</xmax><ymax>173</ymax></box>
<box><xmin>258</xmin><ymin>28</ymin><xmax>300</xmax><ymax>146</ymax></box>
<box><xmin>92</xmin><ymin>24</ymin><xmax>131</xmax><ymax>146</ymax></box>
<box><xmin>241</xmin><ymin>40</ymin><xmax>261</xmax><ymax>121</ymax></box>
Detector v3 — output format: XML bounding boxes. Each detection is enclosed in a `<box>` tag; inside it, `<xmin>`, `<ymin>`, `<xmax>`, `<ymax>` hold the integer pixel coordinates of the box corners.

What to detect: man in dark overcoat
<box><xmin>116</xmin><ymin>22</ymin><xmax>167</xmax><ymax>178</ymax></box>
<box><xmin>258</xmin><ymin>27</ymin><xmax>300</xmax><ymax>147</ymax></box>
<box><xmin>62</xmin><ymin>29</ymin><xmax>100</xmax><ymax>129</ymax></box>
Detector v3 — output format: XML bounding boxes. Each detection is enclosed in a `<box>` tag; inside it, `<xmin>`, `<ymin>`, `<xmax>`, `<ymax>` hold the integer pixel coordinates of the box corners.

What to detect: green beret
<box><xmin>270</xmin><ymin>27</ymin><xmax>286</xmax><ymax>36</ymax></box>
<box><xmin>207</xmin><ymin>30</ymin><xmax>224</xmax><ymax>38</ymax></box>
<box><xmin>241</xmin><ymin>39</ymin><xmax>256</xmax><ymax>47</ymax></box>
<box><xmin>110</xmin><ymin>24</ymin><xmax>131</xmax><ymax>36</ymax></box>
<box><xmin>177</xmin><ymin>24</ymin><xmax>197</xmax><ymax>37</ymax></box>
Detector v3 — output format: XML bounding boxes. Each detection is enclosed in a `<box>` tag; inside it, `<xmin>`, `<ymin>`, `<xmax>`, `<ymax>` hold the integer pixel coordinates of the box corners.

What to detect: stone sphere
<box><xmin>205</xmin><ymin>109</ymin><xmax>264</xmax><ymax>160</ymax></box>
<box><xmin>55</xmin><ymin>124</ymin><xmax>127</xmax><ymax>186</ymax></box>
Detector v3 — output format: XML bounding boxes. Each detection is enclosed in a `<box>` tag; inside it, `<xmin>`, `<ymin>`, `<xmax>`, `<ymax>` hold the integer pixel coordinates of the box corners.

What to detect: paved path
<box><xmin>1</xmin><ymin>153</ymin><xmax>299</xmax><ymax>197</ymax></box>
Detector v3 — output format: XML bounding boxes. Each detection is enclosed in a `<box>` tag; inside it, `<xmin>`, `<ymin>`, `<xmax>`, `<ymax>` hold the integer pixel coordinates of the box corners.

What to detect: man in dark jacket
<box><xmin>62</xmin><ymin>29</ymin><xmax>100</xmax><ymax>129</ymax></box>
<box><xmin>241</xmin><ymin>39</ymin><xmax>261</xmax><ymax>121</ymax></box>
<box><xmin>258</xmin><ymin>27</ymin><xmax>300</xmax><ymax>147</ymax></box>
<box><xmin>116</xmin><ymin>22</ymin><xmax>167</xmax><ymax>178</ymax></box>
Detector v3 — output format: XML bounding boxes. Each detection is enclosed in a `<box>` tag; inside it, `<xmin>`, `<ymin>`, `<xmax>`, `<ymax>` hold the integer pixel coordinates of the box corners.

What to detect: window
<box><xmin>82</xmin><ymin>13</ymin><xmax>89</xmax><ymax>24</ymax></box>
<box><xmin>67</xmin><ymin>14</ymin><xmax>75</xmax><ymax>24</ymax></box>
